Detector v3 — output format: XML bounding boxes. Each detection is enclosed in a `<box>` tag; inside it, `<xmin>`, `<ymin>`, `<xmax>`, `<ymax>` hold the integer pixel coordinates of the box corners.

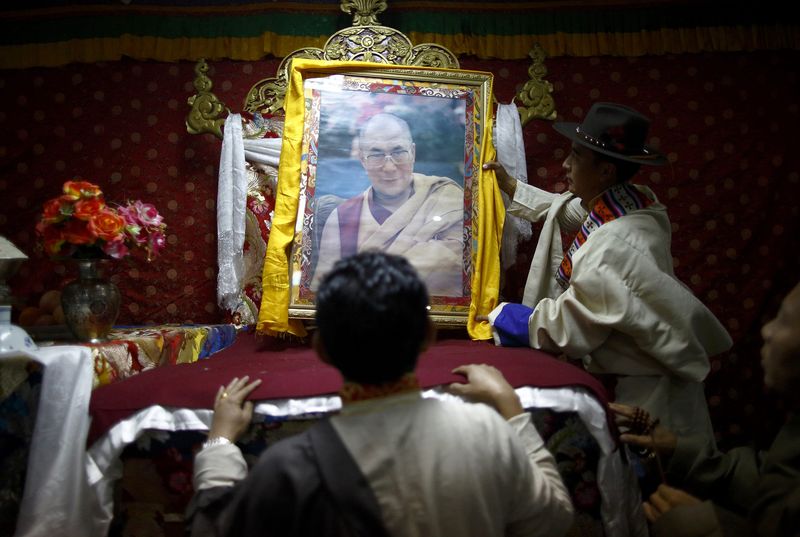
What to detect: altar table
<box><xmin>85</xmin><ymin>334</ymin><xmax>647</xmax><ymax>537</ymax></box>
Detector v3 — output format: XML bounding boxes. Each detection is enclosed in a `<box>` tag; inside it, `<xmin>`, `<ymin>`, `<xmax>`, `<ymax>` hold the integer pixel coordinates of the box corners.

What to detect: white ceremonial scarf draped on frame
<box><xmin>216</xmin><ymin>115</ymin><xmax>282</xmax><ymax>320</ymax></box>
<box><xmin>493</xmin><ymin>102</ymin><xmax>533</xmax><ymax>274</ymax></box>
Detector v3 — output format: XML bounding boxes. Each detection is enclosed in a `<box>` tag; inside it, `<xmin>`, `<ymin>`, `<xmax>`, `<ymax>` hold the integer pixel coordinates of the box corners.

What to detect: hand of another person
<box><xmin>609</xmin><ymin>402</ymin><xmax>678</xmax><ymax>458</ymax></box>
<box><xmin>448</xmin><ymin>364</ymin><xmax>524</xmax><ymax>420</ymax></box>
<box><xmin>208</xmin><ymin>376</ymin><xmax>262</xmax><ymax>443</ymax></box>
<box><xmin>643</xmin><ymin>484</ymin><xmax>702</xmax><ymax>523</ymax></box>
<box><xmin>474</xmin><ymin>314</ymin><xmax>490</xmax><ymax>323</ymax></box>
<box><xmin>482</xmin><ymin>161</ymin><xmax>517</xmax><ymax>198</ymax></box>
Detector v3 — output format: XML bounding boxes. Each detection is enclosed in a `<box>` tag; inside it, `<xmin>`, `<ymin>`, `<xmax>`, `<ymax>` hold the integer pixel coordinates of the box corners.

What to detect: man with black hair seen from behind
<box><xmin>188</xmin><ymin>250</ymin><xmax>574</xmax><ymax>537</ymax></box>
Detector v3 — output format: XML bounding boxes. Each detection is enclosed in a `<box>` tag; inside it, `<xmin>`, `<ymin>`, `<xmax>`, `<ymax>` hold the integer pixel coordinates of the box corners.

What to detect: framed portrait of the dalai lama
<box><xmin>262</xmin><ymin>59</ymin><xmax>496</xmax><ymax>329</ymax></box>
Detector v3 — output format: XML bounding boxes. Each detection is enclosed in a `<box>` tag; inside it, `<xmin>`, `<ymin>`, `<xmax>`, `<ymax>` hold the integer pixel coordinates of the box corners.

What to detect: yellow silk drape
<box><xmin>256</xmin><ymin>58</ymin><xmax>504</xmax><ymax>340</ymax></box>
<box><xmin>468</xmin><ymin>121</ymin><xmax>504</xmax><ymax>341</ymax></box>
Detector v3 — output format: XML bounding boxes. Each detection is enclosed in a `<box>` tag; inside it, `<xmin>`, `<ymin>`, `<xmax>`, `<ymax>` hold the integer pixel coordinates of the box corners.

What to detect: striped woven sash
<box><xmin>555</xmin><ymin>183</ymin><xmax>654</xmax><ymax>289</ymax></box>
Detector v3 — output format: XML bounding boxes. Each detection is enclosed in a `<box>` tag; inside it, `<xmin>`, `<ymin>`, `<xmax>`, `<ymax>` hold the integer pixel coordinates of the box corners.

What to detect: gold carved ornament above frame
<box><xmin>186</xmin><ymin>0</ymin><xmax>557</xmax><ymax>137</ymax></box>
<box><xmin>187</xmin><ymin>0</ymin><xmax>462</xmax><ymax>138</ymax></box>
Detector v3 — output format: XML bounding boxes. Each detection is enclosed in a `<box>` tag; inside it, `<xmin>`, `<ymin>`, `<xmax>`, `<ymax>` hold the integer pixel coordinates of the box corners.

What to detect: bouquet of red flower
<box><xmin>36</xmin><ymin>180</ymin><xmax>167</xmax><ymax>261</ymax></box>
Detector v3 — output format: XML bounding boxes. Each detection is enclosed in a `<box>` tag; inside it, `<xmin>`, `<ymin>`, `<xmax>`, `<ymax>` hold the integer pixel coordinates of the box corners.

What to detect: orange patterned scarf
<box><xmin>556</xmin><ymin>183</ymin><xmax>654</xmax><ymax>290</ymax></box>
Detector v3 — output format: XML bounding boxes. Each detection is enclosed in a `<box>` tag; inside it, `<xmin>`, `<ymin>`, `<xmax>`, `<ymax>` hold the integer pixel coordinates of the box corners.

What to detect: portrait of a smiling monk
<box><xmin>313</xmin><ymin>113</ymin><xmax>465</xmax><ymax>297</ymax></box>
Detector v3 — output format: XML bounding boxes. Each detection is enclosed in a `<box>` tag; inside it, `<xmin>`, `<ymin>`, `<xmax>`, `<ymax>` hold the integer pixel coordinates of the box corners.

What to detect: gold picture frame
<box><xmin>269</xmin><ymin>60</ymin><xmax>494</xmax><ymax>329</ymax></box>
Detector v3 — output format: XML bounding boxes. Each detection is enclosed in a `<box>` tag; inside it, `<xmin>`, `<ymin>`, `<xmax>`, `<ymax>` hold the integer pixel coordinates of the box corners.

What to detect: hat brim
<box><xmin>553</xmin><ymin>122</ymin><xmax>668</xmax><ymax>166</ymax></box>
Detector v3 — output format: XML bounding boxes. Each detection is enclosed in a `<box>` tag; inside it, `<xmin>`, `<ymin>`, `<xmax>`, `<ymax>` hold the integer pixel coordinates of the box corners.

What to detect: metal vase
<box><xmin>60</xmin><ymin>259</ymin><xmax>120</xmax><ymax>343</ymax></box>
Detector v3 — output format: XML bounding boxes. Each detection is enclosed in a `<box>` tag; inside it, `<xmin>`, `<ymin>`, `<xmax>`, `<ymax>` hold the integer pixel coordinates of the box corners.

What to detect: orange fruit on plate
<box><xmin>39</xmin><ymin>289</ymin><xmax>62</xmax><ymax>313</ymax></box>
<box><xmin>18</xmin><ymin>306</ymin><xmax>42</xmax><ymax>326</ymax></box>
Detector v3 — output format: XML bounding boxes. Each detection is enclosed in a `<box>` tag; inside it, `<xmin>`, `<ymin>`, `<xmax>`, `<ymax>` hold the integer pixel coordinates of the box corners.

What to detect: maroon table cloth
<box><xmin>88</xmin><ymin>334</ymin><xmax>612</xmax><ymax>446</ymax></box>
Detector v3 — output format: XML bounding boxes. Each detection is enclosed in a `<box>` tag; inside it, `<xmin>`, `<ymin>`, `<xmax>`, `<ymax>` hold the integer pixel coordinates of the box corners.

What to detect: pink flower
<box><xmin>103</xmin><ymin>238</ymin><xmax>130</xmax><ymax>259</ymax></box>
<box><xmin>147</xmin><ymin>232</ymin><xmax>166</xmax><ymax>260</ymax></box>
<box><xmin>133</xmin><ymin>200</ymin><xmax>164</xmax><ymax>226</ymax></box>
<box><xmin>116</xmin><ymin>204</ymin><xmax>138</xmax><ymax>225</ymax></box>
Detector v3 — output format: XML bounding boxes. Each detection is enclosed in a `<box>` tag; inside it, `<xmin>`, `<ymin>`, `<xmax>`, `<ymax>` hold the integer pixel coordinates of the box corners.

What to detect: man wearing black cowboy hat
<box><xmin>481</xmin><ymin>102</ymin><xmax>732</xmax><ymax>442</ymax></box>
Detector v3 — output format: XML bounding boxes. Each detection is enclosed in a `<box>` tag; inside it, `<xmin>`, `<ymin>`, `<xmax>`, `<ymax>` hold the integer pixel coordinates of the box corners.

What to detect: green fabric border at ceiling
<box><xmin>1</xmin><ymin>3</ymin><xmax>798</xmax><ymax>67</ymax></box>
<box><xmin>1</xmin><ymin>5</ymin><xmax>794</xmax><ymax>47</ymax></box>
<box><xmin>381</xmin><ymin>7</ymin><xmax>791</xmax><ymax>36</ymax></box>
<box><xmin>0</xmin><ymin>13</ymin><xmax>345</xmax><ymax>46</ymax></box>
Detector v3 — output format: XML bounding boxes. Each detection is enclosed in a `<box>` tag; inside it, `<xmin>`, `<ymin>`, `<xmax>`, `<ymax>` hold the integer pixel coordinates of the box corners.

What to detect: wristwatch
<box><xmin>202</xmin><ymin>435</ymin><xmax>232</xmax><ymax>450</ymax></box>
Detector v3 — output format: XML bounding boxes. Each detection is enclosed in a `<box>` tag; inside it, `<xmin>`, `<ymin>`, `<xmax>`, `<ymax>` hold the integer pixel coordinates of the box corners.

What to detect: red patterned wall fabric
<box><xmin>1</xmin><ymin>51</ymin><xmax>798</xmax><ymax>447</ymax></box>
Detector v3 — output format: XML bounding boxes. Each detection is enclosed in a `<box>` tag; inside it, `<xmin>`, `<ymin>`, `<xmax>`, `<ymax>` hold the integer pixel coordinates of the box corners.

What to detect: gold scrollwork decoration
<box><xmin>244</xmin><ymin>48</ymin><xmax>326</xmax><ymax>116</ymax></box>
<box><xmin>516</xmin><ymin>43</ymin><xmax>557</xmax><ymax>126</ymax></box>
<box><xmin>186</xmin><ymin>59</ymin><xmax>227</xmax><ymax>138</ymax></box>
<box><xmin>340</xmin><ymin>0</ymin><xmax>388</xmax><ymax>26</ymax></box>
<box><xmin>409</xmin><ymin>44</ymin><xmax>459</xmax><ymax>69</ymax></box>
<box><xmin>325</xmin><ymin>26</ymin><xmax>412</xmax><ymax>64</ymax></box>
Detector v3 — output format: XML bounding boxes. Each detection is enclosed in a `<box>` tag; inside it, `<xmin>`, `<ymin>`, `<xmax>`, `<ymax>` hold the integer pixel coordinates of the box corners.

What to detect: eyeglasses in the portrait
<box><xmin>362</xmin><ymin>149</ymin><xmax>412</xmax><ymax>169</ymax></box>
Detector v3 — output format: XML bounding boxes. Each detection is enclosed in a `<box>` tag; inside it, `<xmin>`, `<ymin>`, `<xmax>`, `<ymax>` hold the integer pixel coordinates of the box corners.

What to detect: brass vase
<box><xmin>60</xmin><ymin>259</ymin><xmax>120</xmax><ymax>343</ymax></box>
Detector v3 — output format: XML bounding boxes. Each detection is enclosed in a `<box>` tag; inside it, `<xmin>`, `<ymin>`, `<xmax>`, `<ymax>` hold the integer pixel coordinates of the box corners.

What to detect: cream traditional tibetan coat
<box><xmin>502</xmin><ymin>182</ymin><xmax>732</xmax><ymax>438</ymax></box>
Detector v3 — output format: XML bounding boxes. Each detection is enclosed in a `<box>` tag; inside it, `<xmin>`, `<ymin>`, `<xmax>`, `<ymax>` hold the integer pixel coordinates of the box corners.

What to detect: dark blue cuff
<box><xmin>493</xmin><ymin>303</ymin><xmax>534</xmax><ymax>347</ymax></box>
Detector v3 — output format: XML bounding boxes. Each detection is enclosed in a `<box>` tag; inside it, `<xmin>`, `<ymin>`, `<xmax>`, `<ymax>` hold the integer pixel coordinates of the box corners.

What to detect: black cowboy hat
<box><xmin>553</xmin><ymin>102</ymin><xmax>668</xmax><ymax>166</ymax></box>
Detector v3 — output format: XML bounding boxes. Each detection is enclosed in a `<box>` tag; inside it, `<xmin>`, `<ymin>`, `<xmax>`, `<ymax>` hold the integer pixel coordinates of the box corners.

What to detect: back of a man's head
<box><xmin>315</xmin><ymin>250</ymin><xmax>430</xmax><ymax>384</ymax></box>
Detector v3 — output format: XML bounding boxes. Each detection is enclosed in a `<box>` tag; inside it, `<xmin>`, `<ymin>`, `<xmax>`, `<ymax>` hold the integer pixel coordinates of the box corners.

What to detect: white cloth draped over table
<box><xmin>2</xmin><ymin>345</ymin><xmax>646</xmax><ymax>536</ymax></box>
<box><xmin>216</xmin><ymin>115</ymin><xmax>282</xmax><ymax>318</ymax></box>
<box><xmin>86</xmin><ymin>386</ymin><xmax>645</xmax><ymax>537</ymax></box>
<box><xmin>0</xmin><ymin>346</ymin><xmax>94</xmax><ymax>537</ymax></box>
